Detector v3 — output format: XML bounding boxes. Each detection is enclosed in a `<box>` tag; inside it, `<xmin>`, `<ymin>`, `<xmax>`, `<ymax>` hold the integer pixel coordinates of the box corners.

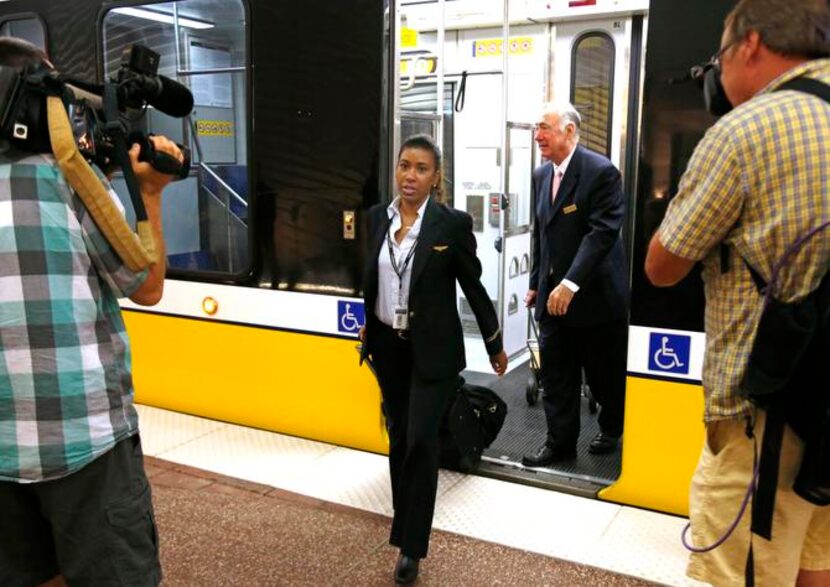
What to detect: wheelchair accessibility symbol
<box><xmin>337</xmin><ymin>301</ymin><xmax>365</xmax><ymax>334</ymax></box>
<box><xmin>648</xmin><ymin>332</ymin><xmax>691</xmax><ymax>374</ymax></box>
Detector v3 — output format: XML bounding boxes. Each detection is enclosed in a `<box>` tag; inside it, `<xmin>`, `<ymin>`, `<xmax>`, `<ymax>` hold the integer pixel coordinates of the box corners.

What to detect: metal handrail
<box><xmin>176</xmin><ymin>66</ymin><xmax>246</xmax><ymax>76</ymax></box>
<box><xmin>198</xmin><ymin>162</ymin><xmax>247</xmax><ymax>209</ymax></box>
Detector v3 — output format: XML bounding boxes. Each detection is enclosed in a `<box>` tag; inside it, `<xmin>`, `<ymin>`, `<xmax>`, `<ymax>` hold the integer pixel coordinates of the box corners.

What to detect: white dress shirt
<box><xmin>553</xmin><ymin>146</ymin><xmax>580</xmax><ymax>294</ymax></box>
<box><xmin>375</xmin><ymin>196</ymin><xmax>430</xmax><ymax>327</ymax></box>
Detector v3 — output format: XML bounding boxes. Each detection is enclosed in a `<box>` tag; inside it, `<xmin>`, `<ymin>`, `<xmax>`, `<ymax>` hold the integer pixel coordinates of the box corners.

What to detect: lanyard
<box><xmin>386</xmin><ymin>226</ymin><xmax>418</xmax><ymax>306</ymax></box>
<box><xmin>386</xmin><ymin>228</ymin><xmax>418</xmax><ymax>280</ymax></box>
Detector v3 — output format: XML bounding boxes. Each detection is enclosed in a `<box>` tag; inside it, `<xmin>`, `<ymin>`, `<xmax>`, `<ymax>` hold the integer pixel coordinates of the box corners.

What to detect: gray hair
<box><xmin>726</xmin><ymin>0</ymin><xmax>830</xmax><ymax>59</ymax></box>
<box><xmin>541</xmin><ymin>101</ymin><xmax>581</xmax><ymax>136</ymax></box>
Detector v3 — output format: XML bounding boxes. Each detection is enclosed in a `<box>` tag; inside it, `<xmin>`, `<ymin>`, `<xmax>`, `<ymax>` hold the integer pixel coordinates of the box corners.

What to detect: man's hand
<box><xmin>358</xmin><ymin>326</ymin><xmax>366</xmax><ymax>342</ymax></box>
<box><xmin>126</xmin><ymin>135</ymin><xmax>183</xmax><ymax>306</ymax></box>
<box><xmin>546</xmin><ymin>283</ymin><xmax>574</xmax><ymax>316</ymax></box>
<box><xmin>129</xmin><ymin>135</ymin><xmax>184</xmax><ymax>197</ymax></box>
<box><xmin>524</xmin><ymin>289</ymin><xmax>537</xmax><ymax>308</ymax></box>
<box><xmin>490</xmin><ymin>350</ymin><xmax>508</xmax><ymax>376</ymax></box>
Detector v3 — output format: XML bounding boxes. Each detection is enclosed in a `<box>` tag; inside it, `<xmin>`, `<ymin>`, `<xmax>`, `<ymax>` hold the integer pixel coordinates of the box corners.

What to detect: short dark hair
<box><xmin>0</xmin><ymin>36</ymin><xmax>48</xmax><ymax>69</ymax></box>
<box><xmin>398</xmin><ymin>134</ymin><xmax>446</xmax><ymax>202</ymax></box>
<box><xmin>726</xmin><ymin>0</ymin><xmax>830</xmax><ymax>59</ymax></box>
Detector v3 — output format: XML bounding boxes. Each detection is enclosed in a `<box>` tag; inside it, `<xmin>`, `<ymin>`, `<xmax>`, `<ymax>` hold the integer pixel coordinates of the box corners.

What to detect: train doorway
<box><xmin>393</xmin><ymin>1</ymin><xmax>644</xmax><ymax>495</ymax></box>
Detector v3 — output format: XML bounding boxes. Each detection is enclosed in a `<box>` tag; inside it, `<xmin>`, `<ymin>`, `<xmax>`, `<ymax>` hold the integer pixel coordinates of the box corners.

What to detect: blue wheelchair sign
<box><xmin>337</xmin><ymin>301</ymin><xmax>365</xmax><ymax>334</ymax></box>
<box><xmin>648</xmin><ymin>332</ymin><xmax>691</xmax><ymax>374</ymax></box>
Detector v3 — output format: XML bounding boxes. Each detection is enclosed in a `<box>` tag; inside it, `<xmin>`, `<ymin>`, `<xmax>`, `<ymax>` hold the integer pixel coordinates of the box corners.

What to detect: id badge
<box><xmin>393</xmin><ymin>306</ymin><xmax>409</xmax><ymax>330</ymax></box>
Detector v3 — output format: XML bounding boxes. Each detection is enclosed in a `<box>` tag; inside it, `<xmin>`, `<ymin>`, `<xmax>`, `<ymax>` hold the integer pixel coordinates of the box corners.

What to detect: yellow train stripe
<box><xmin>599</xmin><ymin>376</ymin><xmax>705</xmax><ymax>516</ymax></box>
<box><xmin>124</xmin><ymin>310</ymin><xmax>389</xmax><ymax>454</ymax></box>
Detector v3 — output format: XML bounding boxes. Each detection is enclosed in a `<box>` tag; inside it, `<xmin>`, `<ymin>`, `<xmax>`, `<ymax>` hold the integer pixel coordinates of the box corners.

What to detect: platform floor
<box><xmin>137</xmin><ymin>404</ymin><xmax>707</xmax><ymax>586</ymax></box>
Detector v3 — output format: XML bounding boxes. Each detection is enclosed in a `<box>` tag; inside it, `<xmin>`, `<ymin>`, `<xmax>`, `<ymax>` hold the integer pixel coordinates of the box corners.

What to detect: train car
<box><xmin>0</xmin><ymin>0</ymin><xmax>732</xmax><ymax>516</ymax></box>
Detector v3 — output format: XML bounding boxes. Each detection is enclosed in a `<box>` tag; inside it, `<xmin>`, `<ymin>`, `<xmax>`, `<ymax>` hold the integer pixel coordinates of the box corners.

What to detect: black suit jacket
<box><xmin>529</xmin><ymin>145</ymin><xmax>629</xmax><ymax>326</ymax></box>
<box><xmin>363</xmin><ymin>198</ymin><xmax>503</xmax><ymax>380</ymax></box>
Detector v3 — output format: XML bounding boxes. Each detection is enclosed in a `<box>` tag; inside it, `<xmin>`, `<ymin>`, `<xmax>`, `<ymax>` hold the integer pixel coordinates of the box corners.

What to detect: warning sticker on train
<box><xmin>196</xmin><ymin>120</ymin><xmax>234</xmax><ymax>137</ymax></box>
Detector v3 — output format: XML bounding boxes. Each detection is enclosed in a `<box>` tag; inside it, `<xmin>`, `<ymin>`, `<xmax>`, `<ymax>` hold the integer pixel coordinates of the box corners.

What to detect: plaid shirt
<box><xmin>659</xmin><ymin>59</ymin><xmax>830</xmax><ymax>422</ymax></box>
<box><xmin>0</xmin><ymin>151</ymin><xmax>147</xmax><ymax>482</ymax></box>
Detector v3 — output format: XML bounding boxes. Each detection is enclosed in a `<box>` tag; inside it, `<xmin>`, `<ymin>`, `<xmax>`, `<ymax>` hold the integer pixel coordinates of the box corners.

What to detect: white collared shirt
<box><xmin>554</xmin><ymin>144</ymin><xmax>576</xmax><ymax>180</ymax></box>
<box><xmin>375</xmin><ymin>196</ymin><xmax>430</xmax><ymax>327</ymax></box>
<box><xmin>554</xmin><ymin>145</ymin><xmax>580</xmax><ymax>294</ymax></box>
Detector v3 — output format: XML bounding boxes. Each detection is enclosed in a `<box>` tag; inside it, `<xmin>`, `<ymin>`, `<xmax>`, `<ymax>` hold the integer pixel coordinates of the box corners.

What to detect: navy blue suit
<box><xmin>530</xmin><ymin>145</ymin><xmax>629</xmax><ymax>449</ymax></box>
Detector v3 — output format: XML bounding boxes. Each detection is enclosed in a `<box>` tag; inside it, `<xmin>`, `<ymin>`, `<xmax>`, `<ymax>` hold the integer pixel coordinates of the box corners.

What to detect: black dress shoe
<box><xmin>588</xmin><ymin>433</ymin><xmax>619</xmax><ymax>455</ymax></box>
<box><xmin>394</xmin><ymin>553</ymin><xmax>420</xmax><ymax>585</ymax></box>
<box><xmin>521</xmin><ymin>444</ymin><xmax>577</xmax><ymax>467</ymax></box>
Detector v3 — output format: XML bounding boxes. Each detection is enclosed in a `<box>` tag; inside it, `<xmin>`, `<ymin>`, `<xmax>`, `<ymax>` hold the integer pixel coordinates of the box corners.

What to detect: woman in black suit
<box><xmin>360</xmin><ymin>134</ymin><xmax>507</xmax><ymax>584</ymax></box>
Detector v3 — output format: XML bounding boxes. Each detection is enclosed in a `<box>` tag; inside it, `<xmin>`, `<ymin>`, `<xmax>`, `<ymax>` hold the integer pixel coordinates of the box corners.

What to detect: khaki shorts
<box><xmin>687</xmin><ymin>411</ymin><xmax>830</xmax><ymax>586</ymax></box>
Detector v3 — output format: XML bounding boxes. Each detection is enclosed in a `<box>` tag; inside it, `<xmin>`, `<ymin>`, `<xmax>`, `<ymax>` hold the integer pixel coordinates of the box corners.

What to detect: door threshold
<box><xmin>473</xmin><ymin>455</ymin><xmax>611</xmax><ymax>499</ymax></box>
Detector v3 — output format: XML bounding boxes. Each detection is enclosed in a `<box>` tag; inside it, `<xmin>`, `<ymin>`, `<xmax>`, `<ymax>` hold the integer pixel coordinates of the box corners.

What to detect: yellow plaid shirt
<box><xmin>659</xmin><ymin>59</ymin><xmax>830</xmax><ymax>422</ymax></box>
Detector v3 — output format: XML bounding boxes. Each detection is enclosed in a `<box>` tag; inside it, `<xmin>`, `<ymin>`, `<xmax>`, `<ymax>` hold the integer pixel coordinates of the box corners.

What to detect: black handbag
<box><xmin>463</xmin><ymin>381</ymin><xmax>508</xmax><ymax>447</ymax></box>
<box><xmin>439</xmin><ymin>378</ymin><xmax>507</xmax><ymax>473</ymax></box>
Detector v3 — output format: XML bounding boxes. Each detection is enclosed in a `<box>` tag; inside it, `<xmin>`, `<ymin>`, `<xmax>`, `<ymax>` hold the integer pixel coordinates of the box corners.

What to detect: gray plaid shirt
<box><xmin>0</xmin><ymin>150</ymin><xmax>147</xmax><ymax>482</ymax></box>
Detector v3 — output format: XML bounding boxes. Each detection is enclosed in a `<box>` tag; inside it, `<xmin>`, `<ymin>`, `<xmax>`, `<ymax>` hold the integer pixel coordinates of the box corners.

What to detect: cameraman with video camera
<box><xmin>0</xmin><ymin>36</ymin><xmax>184</xmax><ymax>586</ymax></box>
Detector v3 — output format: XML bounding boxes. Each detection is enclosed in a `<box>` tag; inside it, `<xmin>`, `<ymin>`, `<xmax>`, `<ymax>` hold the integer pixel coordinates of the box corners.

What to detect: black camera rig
<box><xmin>0</xmin><ymin>43</ymin><xmax>192</xmax><ymax>177</ymax></box>
<box><xmin>0</xmin><ymin>44</ymin><xmax>194</xmax><ymax>267</ymax></box>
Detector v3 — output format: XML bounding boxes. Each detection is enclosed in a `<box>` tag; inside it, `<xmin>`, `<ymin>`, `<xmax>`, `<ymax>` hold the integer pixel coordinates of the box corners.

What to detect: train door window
<box><xmin>570</xmin><ymin>32</ymin><xmax>614</xmax><ymax>158</ymax></box>
<box><xmin>0</xmin><ymin>16</ymin><xmax>46</xmax><ymax>50</ymax></box>
<box><xmin>102</xmin><ymin>0</ymin><xmax>249</xmax><ymax>276</ymax></box>
<box><xmin>400</xmin><ymin>83</ymin><xmax>455</xmax><ymax>205</ymax></box>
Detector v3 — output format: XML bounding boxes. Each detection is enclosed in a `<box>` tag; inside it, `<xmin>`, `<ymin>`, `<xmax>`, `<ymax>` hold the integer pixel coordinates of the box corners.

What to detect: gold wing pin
<box><xmin>563</xmin><ymin>204</ymin><xmax>578</xmax><ymax>214</ymax></box>
<box><xmin>433</xmin><ymin>245</ymin><xmax>449</xmax><ymax>252</ymax></box>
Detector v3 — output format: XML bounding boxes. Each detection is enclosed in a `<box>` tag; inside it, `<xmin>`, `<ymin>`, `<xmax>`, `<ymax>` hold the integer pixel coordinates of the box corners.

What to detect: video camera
<box><xmin>0</xmin><ymin>43</ymin><xmax>193</xmax><ymax>178</ymax></box>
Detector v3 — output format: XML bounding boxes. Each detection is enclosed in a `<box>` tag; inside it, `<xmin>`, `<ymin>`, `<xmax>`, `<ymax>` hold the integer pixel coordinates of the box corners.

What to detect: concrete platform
<box><xmin>146</xmin><ymin>456</ymin><xmax>657</xmax><ymax>586</ymax></box>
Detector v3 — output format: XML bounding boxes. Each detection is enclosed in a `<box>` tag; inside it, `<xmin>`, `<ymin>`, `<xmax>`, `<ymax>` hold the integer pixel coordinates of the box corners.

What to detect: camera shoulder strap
<box><xmin>46</xmin><ymin>95</ymin><xmax>155</xmax><ymax>271</ymax></box>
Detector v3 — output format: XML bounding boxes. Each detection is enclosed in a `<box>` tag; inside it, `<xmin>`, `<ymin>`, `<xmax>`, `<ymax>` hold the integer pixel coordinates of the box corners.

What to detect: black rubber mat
<box><xmin>463</xmin><ymin>361</ymin><xmax>622</xmax><ymax>485</ymax></box>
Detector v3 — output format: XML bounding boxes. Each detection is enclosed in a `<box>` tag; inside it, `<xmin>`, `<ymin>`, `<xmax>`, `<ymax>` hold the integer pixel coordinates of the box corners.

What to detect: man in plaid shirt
<box><xmin>646</xmin><ymin>0</ymin><xmax>830</xmax><ymax>584</ymax></box>
<box><xmin>0</xmin><ymin>38</ymin><xmax>183</xmax><ymax>586</ymax></box>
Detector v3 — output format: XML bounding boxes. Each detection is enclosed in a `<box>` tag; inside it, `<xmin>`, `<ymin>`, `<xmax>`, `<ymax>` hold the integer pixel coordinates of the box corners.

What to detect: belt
<box><xmin>376</xmin><ymin>320</ymin><xmax>410</xmax><ymax>341</ymax></box>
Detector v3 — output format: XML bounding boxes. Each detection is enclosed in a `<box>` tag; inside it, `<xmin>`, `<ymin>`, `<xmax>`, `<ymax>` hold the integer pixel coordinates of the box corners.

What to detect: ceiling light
<box><xmin>112</xmin><ymin>7</ymin><xmax>214</xmax><ymax>30</ymax></box>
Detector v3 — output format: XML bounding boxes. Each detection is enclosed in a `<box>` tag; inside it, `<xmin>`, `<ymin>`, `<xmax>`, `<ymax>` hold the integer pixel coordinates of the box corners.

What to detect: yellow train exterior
<box><xmin>125</xmin><ymin>307</ymin><xmax>706</xmax><ymax>516</ymax></box>
<box><xmin>0</xmin><ymin>0</ymin><xmax>731</xmax><ymax>516</ymax></box>
<box><xmin>125</xmin><ymin>296</ymin><xmax>389</xmax><ymax>455</ymax></box>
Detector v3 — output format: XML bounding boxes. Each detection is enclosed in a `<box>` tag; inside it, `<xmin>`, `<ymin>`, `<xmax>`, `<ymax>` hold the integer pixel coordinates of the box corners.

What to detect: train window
<box><xmin>570</xmin><ymin>32</ymin><xmax>614</xmax><ymax>158</ymax></box>
<box><xmin>102</xmin><ymin>0</ymin><xmax>249</xmax><ymax>277</ymax></box>
<box><xmin>400</xmin><ymin>83</ymin><xmax>455</xmax><ymax>205</ymax></box>
<box><xmin>0</xmin><ymin>16</ymin><xmax>47</xmax><ymax>50</ymax></box>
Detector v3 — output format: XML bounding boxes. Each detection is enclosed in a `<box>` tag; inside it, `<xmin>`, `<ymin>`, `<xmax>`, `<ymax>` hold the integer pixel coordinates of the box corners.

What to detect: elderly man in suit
<box><xmin>522</xmin><ymin>101</ymin><xmax>629</xmax><ymax>467</ymax></box>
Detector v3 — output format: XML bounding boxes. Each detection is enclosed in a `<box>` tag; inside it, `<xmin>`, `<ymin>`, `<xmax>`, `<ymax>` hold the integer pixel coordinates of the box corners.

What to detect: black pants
<box><xmin>538</xmin><ymin>318</ymin><xmax>627</xmax><ymax>450</ymax></box>
<box><xmin>371</xmin><ymin>322</ymin><xmax>457</xmax><ymax>559</ymax></box>
<box><xmin>0</xmin><ymin>434</ymin><xmax>161</xmax><ymax>587</ymax></box>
